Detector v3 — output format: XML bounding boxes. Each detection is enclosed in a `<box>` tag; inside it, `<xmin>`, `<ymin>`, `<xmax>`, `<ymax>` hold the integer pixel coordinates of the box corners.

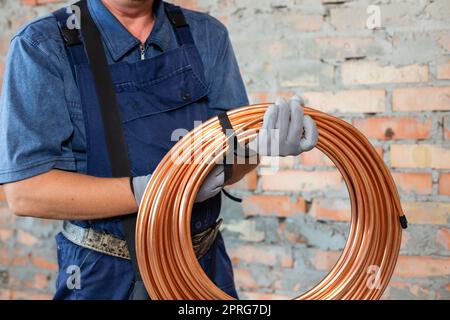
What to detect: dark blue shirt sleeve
<box><xmin>206</xmin><ymin>28</ymin><xmax>249</xmax><ymax>117</ymax></box>
<box><xmin>0</xmin><ymin>35</ymin><xmax>76</xmax><ymax>184</ymax></box>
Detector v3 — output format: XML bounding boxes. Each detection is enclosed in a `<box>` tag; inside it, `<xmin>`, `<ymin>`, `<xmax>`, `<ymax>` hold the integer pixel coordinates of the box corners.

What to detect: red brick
<box><xmin>436</xmin><ymin>30</ymin><xmax>450</xmax><ymax>51</ymax></box>
<box><xmin>438</xmin><ymin>173</ymin><xmax>450</xmax><ymax>196</ymax></box>
<box><xmin>243</xmin><ymin>195</ymin><xmax>306</xmax><ymax>217</ymax></box>
<box><xmin>300</xmin><ymin>148</ymin><xmax>334</xmax><ymax>167</ymax></box>
<box><xmin>0</xmin><ymin>35</ymin><xmax>11</xmax><ymax>56</ymax></box>
<box><xmin>248</xmin><ymin>92</ymin><xmax>270</xmax><ymax>104</ymax></box>
<box><xmin>310</xmin><ymin>198</ymin><xmax>351</xmax><ymax>222</ymax></box>
<box><xmin>31</xmin><ymin>256</ymin><xmax>57</xmax><ymax>271</ymax></box>
<box><xmin>175</xmin><ymin>0</ymin><xmax>200</xmax><ymax>11</ymax></box>
<box><xmin>0</xmin><ymin>186</ymin><xmax>5</xmax><ymax>201</ymax></box>
<box><xmin>329</xmin><ymin>7</ymin><xmax>367</xmax><ymax>31</ymax></box>
<box><xmin>375</xmin><ymin>146</ymin><xmax>384</xmax><ymax>158</ymax></box>
<box><xmin>401</xmin><ymin>202</ymin><xmax>450</xmax><ymax>225</ymax></box>
<box><xmin>279</xmin><ymin>221</ymin><xmax>308</xmax><ymax>244</ymax></box>
<box><xmin>261</xmin><ymin>170</ymin><xmax>342</xmax><ymax>192</ymax></box>
<box><xmin>311</xmin><ymin>250</ymin><xmax>341</xmax><ymax>270</ymax></box>
<box><xmin>24</xmin><ymin>273</ymin><xmax>50</xmax><ymax>290</ymax></box>
<box><xmin>300</xmin><ymin>146</ymin><xmax>381</xmax><ymax>167</ymax></box>
<box><xmin>391</xmin><ymin>144</ymin><xmax>450</xmax><ymax>169</ymax></box>
<box><xmin>0</xmin><ymin>229</ymin><xmax>13</xmax><ymax>242</ymax></box>
<box><xmin>303</xmin><ymin>89</ymin><xmax>386</xmax><ymax>113</ymax></box>
<box><xmin>17</xmin><ymin>230</ymin><xmax>39</xmax><ymax>246</ymax></box>
<box><xmin>342</xmin><ymin>61</ymin><xmax>428</xmax><ymax>85</ymax></box>
<box><xmin>248</xmin><ymin>92</ymin><xmax>294</xmax><ymax>105</ymax></box>
<box><xmin>0</xmin><ymin>289</ymin><xmax>11</xmax><ymax>300</ymax></box>
<box><xmin>444</xmin><ymin>116</ymin><xmax>450</xmax><ymax>140</ymax></box>
<box><xmin>240</xmin><ymin>291</ymin><xmax>291</xmax><ymax>300</ymax></box>
<box><xmin>227</xmin><ymin>169</ymin><xmax>257</xmax><ymax>190</ymax></box>
<box><xmin>228</xmin><ymin>245</ymin><xmax>293</xmax><ymax>268</ymax></box>
<box><xmin>10</xmin><ymin>290</ymin><xmax>52</xmax><ymax>300</ymax></box>
<box><xmin>315</xmin><ymin>37</ymin><xmax>376</xmax><ymax>60</ymax></box>
<box><xmin>394</xmin><ymin>256</ymin><xmax>450</xmax><ymax>278</ymax></box>
<box><xmin>260</xmin><ymin>156</ymin><xmax>295</xmax><ymax>168</ymax></box>
<box><xmin>0</xmin><ymin>248</ymin><xmax>12</xmax><ymax>266</ymax></box>
<box><xmin>22</xmin><ymin>0</ymin><xmax>61</xmax><ymax>5</ymax></box>
<box><xmin>286</xmin><ymin>13</ymin><xmax>324</xmax><ymax>32</ymax></box>
<box><xmin>445</xmin><ymin>283</ymin><xmax>450</xmax><ymax>291</ymax></box>
<box><xmin>392</xmin><ymin>87</ymin><xmax>450</xmax><ymax>111</ymax></box>
<box><xmin>233</xmin><ymin>268</ymin><xmax>259</xmax><ymax>289</ymax></box>
<box><xmin>437</xmin><ymin>59</ymin><xmax>450</xmax><ymax>79</ymax></box>
<box><xmin>353</xmin><ymin>117</ymin><xmax>431</xmax><ymax>141</ymax></box>
<box><xmin>387</xmin><ymin>281</ymin><xmax>440</xmax><ymax>299</ymax></box>
<box><xmin>0</xmin><ymin>205</ymin><xmax>14</xmax><ymax>225</ymax></box>
<box><xmin>392</xmin><ymin>172</ymin><xmax>433</xmax><ymax>195</ymax></box>
<box><xmin>11</xmin><ymin>249</ymin><xmax>30</xmax><ymax>266</ymax></box>
<box><xmin>436</xmin><ymin>228</ymin><xmax>450</xmax><ymax>251</ymax></box>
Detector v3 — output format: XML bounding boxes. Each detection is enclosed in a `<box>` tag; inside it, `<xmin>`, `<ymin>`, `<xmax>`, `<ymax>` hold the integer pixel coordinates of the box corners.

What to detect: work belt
<box><xmin>61</xmin><ymin>219</ymin><xmax>222</xmax><ymax>260</ymax></box>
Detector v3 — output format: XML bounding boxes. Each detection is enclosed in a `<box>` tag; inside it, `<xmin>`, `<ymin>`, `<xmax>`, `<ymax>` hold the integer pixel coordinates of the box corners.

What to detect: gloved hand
<box><xmin>131</xmin><ymin>164</ymin><xmax>225</xmax><ymax>205</ymax></box>
<box><xmin>194</xmin><ymin>164</ymin><xmax>224</xmax><ymax>203</ymax></box>
<box><xmin>248</xmin><ymin>95</ymin><xmax>318</xmax><ymax>156</ymax></box>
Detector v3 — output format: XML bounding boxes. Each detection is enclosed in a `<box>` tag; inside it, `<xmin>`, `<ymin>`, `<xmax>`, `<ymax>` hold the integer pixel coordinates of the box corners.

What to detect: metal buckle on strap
<box><xmin>192</xmin><ymin>219</ymin><xmax>223</xmax><ymax>260</ymax></box>
<box><xmin>61</xmin><ymin>222</ymin><xmax>131</xmax><ymax>260</ymax></box>
<box><xmin>60</xmin><ymin>26</ymin><xmax>82</xmax><ymax>46</ymax></box>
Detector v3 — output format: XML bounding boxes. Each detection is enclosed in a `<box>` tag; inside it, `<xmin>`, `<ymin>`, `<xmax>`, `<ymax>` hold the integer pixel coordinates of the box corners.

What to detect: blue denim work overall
<box><xmin>52</xmin><ymin>2</ymin><xmax>237</xmax><ymax>300</ymax></box>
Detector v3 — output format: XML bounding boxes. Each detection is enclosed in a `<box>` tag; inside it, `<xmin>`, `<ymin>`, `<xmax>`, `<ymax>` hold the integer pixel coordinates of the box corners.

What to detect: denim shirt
<box><xmin>0</xmin><ymin>0</ymin><xmax>248</xmax><ymax>183</ymax></box>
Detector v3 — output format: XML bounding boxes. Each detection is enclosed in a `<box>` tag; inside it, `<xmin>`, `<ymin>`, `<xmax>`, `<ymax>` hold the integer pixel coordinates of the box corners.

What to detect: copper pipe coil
<box><xmin>136</xmin><ymin>104</ymin><xmax>405</xmax><ymax>300</ymax></box>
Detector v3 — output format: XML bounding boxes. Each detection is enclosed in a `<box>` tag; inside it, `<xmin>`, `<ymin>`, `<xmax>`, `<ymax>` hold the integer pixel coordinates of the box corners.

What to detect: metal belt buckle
<box><xmin>192</xmin><ymin>219</ymin><xmax>223</xmax><ymax>260</ymax></box>
<box><xmin>62</xmin><ymin>222</ymin><xmax>131</xmax><ymax>260</ymax></box>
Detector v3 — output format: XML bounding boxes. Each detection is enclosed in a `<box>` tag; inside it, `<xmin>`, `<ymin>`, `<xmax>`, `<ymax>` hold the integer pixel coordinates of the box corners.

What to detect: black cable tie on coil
<box><xmin>399</xmin><ymin>215</ymin><xmax>408</xmax><ymax>229</ymax></box>
<box><xmin>222</xmin><ymin>188</ymin><xmax>242</xmax><ymax>203</ymax></box>
<box><xmin>217</xmin><ymin>113</ymin><xmax>235</xmax><ymax>184</ymax></box>
<box><xmin>217</xmin><ymin>112</ymin><xmax>244</xmax><ymax>203</ymax></box>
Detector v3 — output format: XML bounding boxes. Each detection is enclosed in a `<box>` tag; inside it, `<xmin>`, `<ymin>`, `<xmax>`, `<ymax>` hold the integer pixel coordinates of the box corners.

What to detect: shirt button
<box><xmin>181</xmin><ymin>91</ymin><xmax>191</xmax><ymax>101</ymax></box>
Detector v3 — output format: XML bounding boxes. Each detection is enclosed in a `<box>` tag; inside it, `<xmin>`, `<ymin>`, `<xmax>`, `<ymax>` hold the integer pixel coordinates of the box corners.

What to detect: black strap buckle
<box><xmin>60</xmin><ymin>26</ymin><xmax>82</xmax><ymax>46</ymax></box>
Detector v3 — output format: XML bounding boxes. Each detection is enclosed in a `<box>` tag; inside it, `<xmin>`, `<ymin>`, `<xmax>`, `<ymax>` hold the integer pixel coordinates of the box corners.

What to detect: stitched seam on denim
<box><xmin>122</xmin><ymin>71</ymin><xmax>207</xmax><ymax>123</ymax></box>
<box><xmin>113</xmin><ymin>65</ymin><xmax>192</xmax><ymax>89</ymax></box>
<box><xmin>67</xmin><ymin>101</ymin><xmax>83</xmax><ymax>118</ymax></box>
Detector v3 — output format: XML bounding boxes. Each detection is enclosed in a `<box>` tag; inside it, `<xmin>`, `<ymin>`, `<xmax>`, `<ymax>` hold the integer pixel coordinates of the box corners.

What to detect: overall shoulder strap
<box><xmin>164</xmin><ymin>2</ymin><xmax>195</xmax><ymax>46</ymax></box>
<box><xmin>53</xmin><ymin>4</ymin><xmax>88</xmax><ymax>70</ymax></box>
<box><xmin>57</xmin><ymin>0</ymin><xmax>145</xmax><ymax>297</ymax></box>
<box><xmin>163</xmin><ymin>2</ymin><xmax>208</xmax><ymax>88</ymax></box>
<box><xmin>76</xmin><ymin>0</ymin><xmax>131</xmax><ymax>177</ymax></box>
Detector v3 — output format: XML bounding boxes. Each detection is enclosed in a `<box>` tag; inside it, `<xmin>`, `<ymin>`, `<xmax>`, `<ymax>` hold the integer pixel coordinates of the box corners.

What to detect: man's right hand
<box><xmin>132</xmin><ymin>164</ymin><xmax>226</xmax><ymax>206</ymax></box>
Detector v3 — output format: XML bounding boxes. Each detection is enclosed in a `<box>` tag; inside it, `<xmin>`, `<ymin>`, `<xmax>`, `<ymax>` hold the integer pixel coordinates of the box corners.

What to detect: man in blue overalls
<box><xmin>0</xmin><ymin>0</ymin><xmax>318</xmax><ymax>299</ymax></box>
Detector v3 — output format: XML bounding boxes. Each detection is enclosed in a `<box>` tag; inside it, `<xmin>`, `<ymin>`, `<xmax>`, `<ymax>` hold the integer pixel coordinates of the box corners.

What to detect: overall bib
<box><xmin>53</xmin><ymin>1</ymin><xmax>237</xmax><ymax>300</ymax></box>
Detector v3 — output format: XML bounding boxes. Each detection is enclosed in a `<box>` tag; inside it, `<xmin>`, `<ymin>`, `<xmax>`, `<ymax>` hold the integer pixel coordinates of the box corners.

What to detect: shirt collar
<box><xmin>88</xmin><ymin>0</ymin><xmax>173</xmax><ymax>61</ymax></box>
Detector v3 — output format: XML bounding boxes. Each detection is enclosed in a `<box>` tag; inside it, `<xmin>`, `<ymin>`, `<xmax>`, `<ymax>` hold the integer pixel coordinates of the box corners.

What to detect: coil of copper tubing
<box><xmin>135</xmin><ymin>103</ymin><xmax>406</xmax><ymax>300</ymax></box>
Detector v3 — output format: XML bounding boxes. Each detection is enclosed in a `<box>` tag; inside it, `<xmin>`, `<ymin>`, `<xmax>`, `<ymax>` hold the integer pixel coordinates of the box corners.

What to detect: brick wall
<box><xmin>0</xmin><ymin>0</ymin><xmax>449</xmax><ymax>300</ymax></box>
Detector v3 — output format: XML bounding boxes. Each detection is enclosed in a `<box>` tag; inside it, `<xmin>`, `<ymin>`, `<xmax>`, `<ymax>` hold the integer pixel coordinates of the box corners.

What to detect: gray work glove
<box><xmin>131</xmin><ymin>164</ymin><xmax>225</xmax><ymax>206</ymax></box>
<box><xmin>248</xmin><ymin>95</ymin><xmax>318</xmax><ymax>156</ymax></box>
<box><xmin>131</xmin><ymin>174</ymin><xmax>152</xmax><ymax>207</ymax></box>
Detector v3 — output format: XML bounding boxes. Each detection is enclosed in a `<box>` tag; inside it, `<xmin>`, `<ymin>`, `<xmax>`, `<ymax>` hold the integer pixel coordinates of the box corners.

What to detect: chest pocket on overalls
<box><xmin>111</xmin><ymin>56</ymin><xmax>209</xmax><ymax>177</ymax></box>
